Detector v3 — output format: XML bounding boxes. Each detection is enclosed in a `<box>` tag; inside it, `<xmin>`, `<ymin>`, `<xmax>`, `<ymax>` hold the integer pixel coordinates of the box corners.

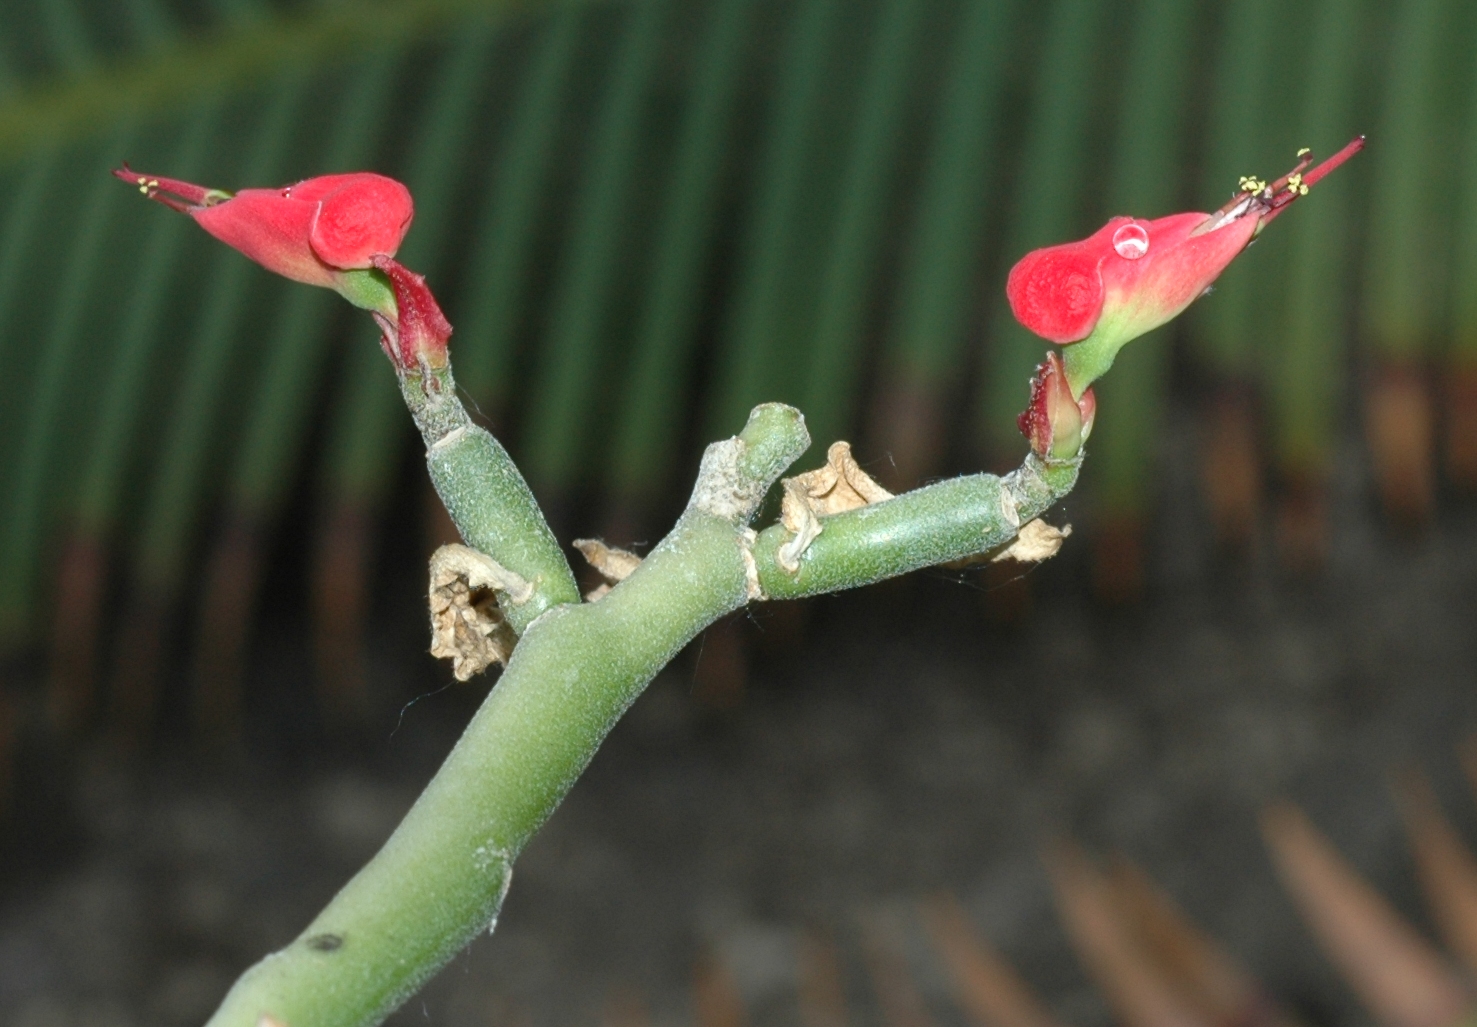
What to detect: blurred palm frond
<box><xmin>0</xmin><ymin>0</ymin><xmax>1472</xmax><ymax>742</ymax></box>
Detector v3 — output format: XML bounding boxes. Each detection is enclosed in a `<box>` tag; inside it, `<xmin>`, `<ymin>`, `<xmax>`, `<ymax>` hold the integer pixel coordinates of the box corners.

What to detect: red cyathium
<box><xmin>114</xmin><ymin>166</ymin><xmax>448</xmax><ymax>372</ymax></box>
<box><xmin>1007</xmin><ymin>138</ymin><xmax>1364</xmax><ymax>399</ymax></box>
<box><xmin>116</xmin><ymin>167</ymin><xmax>412</xmax><ymax>289</ymax></box>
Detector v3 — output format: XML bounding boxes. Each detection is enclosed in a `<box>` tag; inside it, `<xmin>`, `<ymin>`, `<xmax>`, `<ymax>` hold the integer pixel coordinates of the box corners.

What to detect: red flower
<box><xmin>115</xmin><ymin>167</ymin><xmax>451</xmax><ymax>371</ymax></box>
<box><xmin>1018</xmin><ymin>351</ymin><xmax>1097</xmax><ymax>462</ymax></box>
<box><xmin>115</xmin><ymin>168</ymin><xmax>412</xmax><ymax>289</ymax></box>
<box><xmin>1006</xmin><ymin>138</ymin><xmax>1364</xmax><ymax>396</ymax></box>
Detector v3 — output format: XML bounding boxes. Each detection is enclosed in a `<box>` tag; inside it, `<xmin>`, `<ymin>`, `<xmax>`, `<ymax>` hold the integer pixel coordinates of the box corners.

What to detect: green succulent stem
<box><xmin>397</xmin><ymin>363</ymin><xmax>580</xmax><ymax>633</ymax></box>
<box><xmin>204</xmin><ymin>395</ymin><xmax>1080</xmax><ymax>1027</ymax></box>
<box><xmin>754</xmin><ymin>453</ymin><xmax>1078</xmax><ymax>599</ymax></box>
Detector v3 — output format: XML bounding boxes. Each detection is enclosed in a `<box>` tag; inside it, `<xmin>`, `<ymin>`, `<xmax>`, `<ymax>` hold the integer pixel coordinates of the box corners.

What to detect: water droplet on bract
<box><xmin>1113</xmin><ymin>223</ymin><xmax>1149</xmax><ymax>259</ymax></box>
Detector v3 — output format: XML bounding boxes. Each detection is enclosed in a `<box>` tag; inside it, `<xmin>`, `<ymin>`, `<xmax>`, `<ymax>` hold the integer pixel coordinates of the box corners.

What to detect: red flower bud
<box><xmin>113</xmin><ymin>165</ymin><xmax>413</xmax><ymax>302</ymax></box>
<box><xmin>1006</xmin><ymin>138</ymin><xmax>1364</xmax><ymax>396</ymax></box>
<box><xmin>1018</xmin><ymin>351</ymin><xmax>1097</xmax><ymax>461</ymax></box>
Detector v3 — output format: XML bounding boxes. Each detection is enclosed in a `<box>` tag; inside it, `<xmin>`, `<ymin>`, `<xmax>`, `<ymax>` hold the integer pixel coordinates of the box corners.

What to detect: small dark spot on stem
<box><xmin>307</xmin><ymin>933</ymin><xmax>344</xmax><ymax>952</ymax></box>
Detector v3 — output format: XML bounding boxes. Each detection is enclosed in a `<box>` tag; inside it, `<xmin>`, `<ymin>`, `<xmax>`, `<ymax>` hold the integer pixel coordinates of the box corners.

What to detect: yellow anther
<box><xmin>1297</xmin><ymin>147</ymin><xmax>1311</xmax><ymax>159</ymax></box>
<box><xmin>1286</xmin><ymin>172</ymin><xmax>1304</xmax><ymax>191</ymax></box>
<box><xmin>1297</xmin><ymin>183</ymin><xmax>1309</xmax><ymax>195</ymax></box>
<box><xmin>1238</xmin><ymin>175</ymin><xmax>1266</xmax><ymax>194</ymax></box>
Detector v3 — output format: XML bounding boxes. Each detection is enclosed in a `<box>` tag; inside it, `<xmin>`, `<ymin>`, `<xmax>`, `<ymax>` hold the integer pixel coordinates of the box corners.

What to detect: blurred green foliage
<box><xmin>0</xmin><ymin>0</ymin><xmax>1469</xmax><ymax>676</ymax></box>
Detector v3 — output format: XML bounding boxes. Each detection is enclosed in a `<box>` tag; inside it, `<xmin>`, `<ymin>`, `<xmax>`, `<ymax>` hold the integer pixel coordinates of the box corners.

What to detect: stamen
<box><xmin>1258</xmin><ymin>136</ymin><xmax>1365</xmax><ymax>226</ymax></box>
<box><xmin>113</xmin><ymin>163</ymin><xmax>234</xmax><ymax>212</ymax></box>
<box><xmin>1299</xmin><ymin>136</ymin><xmax>1365</xmax><ymax>189</ymax></box>
<box><xmin>1197</xmin><ymin>137</ymin><xmax>1364</xmax><ymax>234</ymax></box>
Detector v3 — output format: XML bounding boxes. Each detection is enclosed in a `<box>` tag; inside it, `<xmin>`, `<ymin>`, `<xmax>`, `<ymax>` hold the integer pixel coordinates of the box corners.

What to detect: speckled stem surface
<box><xmin>755</xmin><ymin>452</ymin><xmax>1079</xmax><ymax>599</ymax></box>
<box><xmin>401</xmin><ymin>363</ymin><xmax>580</xmax><ymax>632</ymax></box>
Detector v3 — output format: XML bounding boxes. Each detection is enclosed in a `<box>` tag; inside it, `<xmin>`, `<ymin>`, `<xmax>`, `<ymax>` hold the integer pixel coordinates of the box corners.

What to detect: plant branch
<box><xmin>204</xmin><ymin>400</ymin><xmax>1081</xmax><ymax>1027</ymax></box>
<box><xmin>205</xmin><ymin>403</ymin><xmax>811</xmax><ymax>1027</ymax></box>
<box><xmin>753</xmin><ymin>452</ymin><xmax>1079</xmax><ymax>599</ymax></box>
<box><xmin>398</xmin><ymin>363</ymin><xmax>580</xmax><ymax>633</ymax></box>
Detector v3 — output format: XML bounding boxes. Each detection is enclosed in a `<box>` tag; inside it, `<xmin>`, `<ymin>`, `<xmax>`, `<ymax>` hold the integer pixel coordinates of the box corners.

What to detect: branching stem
<box><xmin>205</xmin><ymin>396</ymin><xmax>1079</xmax><ymax>1027</ymax></box>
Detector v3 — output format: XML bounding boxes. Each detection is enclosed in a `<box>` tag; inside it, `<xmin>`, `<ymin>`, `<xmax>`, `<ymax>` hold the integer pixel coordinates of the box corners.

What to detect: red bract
<box><xmin>114</xmin><ymin>166</ymin><xmax>455</xmax><ymax>372</ymax></box>
<box><xmin>370</xmin><ymin>255</ymin><xmax>453</xmax><ymax>372</ymax></box>
<box><xmin>1006</xmin><ymin>138</ymin><xmax>1364</xmax><ymax>396</ymax></box>
<box><xmin>114</xmin><ymin>167</ymin><xmax>413</xmax><ymax>290</ymax></box>
<box><xmin>1018</xmin><ymin>351</ymin><xmax>1096</xmax><ymax>462</ymax></box>
<box><xmin>1007</xmin><ymin>212</ymin><xmax>1257</xmax><ymax>346</ymax></box>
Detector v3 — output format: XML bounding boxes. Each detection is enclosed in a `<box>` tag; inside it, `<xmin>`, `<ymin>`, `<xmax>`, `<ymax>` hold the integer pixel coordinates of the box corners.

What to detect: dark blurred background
<box><xmin>2</xmin><ymin>0</ymin><xmax>1477</xmax><ymax>1024</ymax></box>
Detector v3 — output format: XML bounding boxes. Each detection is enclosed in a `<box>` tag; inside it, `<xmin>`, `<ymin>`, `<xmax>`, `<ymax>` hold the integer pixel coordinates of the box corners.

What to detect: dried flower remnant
<box><xmin>777</xmin><ymin>442</ymin><xmax>894</xmax><ymax>572</ymax></box>
<box><xmin>573</xmin><ymin>539</ymin><xmax>644</xmax><ymax>602</ymax></box>
<box><xmin>991</xmin><ymin>519</ymin><xmax>1071</xmax><ymax>564</ymax></box>
<box><xmin>1006</xmin><ymin>139</ymin><xmax>1365</xmax><ymax>396</ymax></box>
<box><xmin>427</xmin><ymin>545</ymin><xmax>530</xmax><ymax>680</ymax></box>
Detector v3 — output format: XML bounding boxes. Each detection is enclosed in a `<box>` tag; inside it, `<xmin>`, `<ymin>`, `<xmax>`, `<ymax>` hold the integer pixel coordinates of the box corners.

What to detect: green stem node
<box><xmin>399</xmin><ymin>365</ymin><xmax>580</xmax><ymax>633</ymax></box>
<box><xmin>754</xmin><ymin>454</ymin><xmax>1078</xmax><ymax>599</ymax></box>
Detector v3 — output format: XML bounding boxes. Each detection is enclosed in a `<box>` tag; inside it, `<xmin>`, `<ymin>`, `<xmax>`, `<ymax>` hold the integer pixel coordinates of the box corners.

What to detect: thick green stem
<box><xmin>204</xmin><ymin>404</ymin><xmax>810</xmax><ymax>1027</ymax></box>
<box><xmin>399</xmin><ymin>364</ymin><xmax>580</xmax><ymax>632</ymax></box>
<box><xmin>753</xmin><ymin>453</ymin><xmax>1078</xmax><ymax>599</ymax></box>
<box><xmin>203</xmin><ymin>403</ymin><xmax>1081</xmax><ymax>1027</ymax></box>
